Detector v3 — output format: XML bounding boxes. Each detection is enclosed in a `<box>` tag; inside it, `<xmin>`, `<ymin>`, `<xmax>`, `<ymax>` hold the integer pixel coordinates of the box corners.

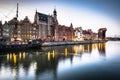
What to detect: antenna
<box><xmin>16</xmin><ymin>3</ymin><xmax>18</xmax><ymax>18</ymax></box>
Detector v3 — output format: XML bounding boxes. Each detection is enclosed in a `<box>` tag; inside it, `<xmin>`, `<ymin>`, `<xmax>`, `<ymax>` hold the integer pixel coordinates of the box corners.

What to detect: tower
<box><xmin>53</xmin><ymin>8</ymin><xmax>58</xmax><ymax>41</ymax></box>
<box><xmin>53</xmin><ymin>8</ymin><xmax>57</xmax><ymax>20</ymax></box>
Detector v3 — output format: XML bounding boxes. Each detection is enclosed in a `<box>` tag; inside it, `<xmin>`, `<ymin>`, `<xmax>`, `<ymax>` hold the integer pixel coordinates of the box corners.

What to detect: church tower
<box><xmin>53</xmin><ymin>8</ymin><xmax>59</xmax><ymax>41</ymax></box>
<box><xmin>53</xmin><ymin>8</ymin><xmax>57</xmax><ymax>20</ymax></box>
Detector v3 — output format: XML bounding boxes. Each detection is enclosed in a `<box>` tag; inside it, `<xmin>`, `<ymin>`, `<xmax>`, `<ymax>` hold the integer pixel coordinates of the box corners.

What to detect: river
<box><xmin>0</xmin><ymin>41</ymin><xmax>120</xmax><ymax>80</ymax></box>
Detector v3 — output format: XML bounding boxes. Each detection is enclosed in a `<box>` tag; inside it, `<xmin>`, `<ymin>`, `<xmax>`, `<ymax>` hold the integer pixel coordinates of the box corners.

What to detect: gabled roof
<box><xmin>37</xmin><ymin>12</ymin><xmax>48</xmax><ymax>22</ymax></box>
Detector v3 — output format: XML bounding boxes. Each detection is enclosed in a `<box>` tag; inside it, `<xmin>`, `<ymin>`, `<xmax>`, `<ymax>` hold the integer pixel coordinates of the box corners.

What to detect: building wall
<box><xmin>20</xmin><ymin>16</ymin><xmax>33</xmax><ymax>41</ymax></box>
<box><xmin>2</xmin><ymin>21</ymin><xmax>11</xmax><ymax>40</ymax></box>
<box><xmin>8</xmin><ymin>17</ymin><xmax>20</xmax><ymax>41</ymax></box>
<box><xmin>74</xmin><ymin>27</ymin><xmax>83</xmax><ymax>41</ymax></box>
<box><xmin>34</xmin><ymin>12</ymin><xmax>55</xmax><ymax>41</ymax></box>
<box><xmin>57</xmin><ymin>25</ymin><xmax>73</xmax><ymax>41</ymax></box>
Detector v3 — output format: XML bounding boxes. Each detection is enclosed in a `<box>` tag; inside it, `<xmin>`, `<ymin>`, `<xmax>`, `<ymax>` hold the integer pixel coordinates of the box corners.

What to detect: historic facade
<box><xmin>8</xmin><ymin>17</ymin><xmax>20</xmax><ymax>41</ymax></box>
<box><xmin>74</xmin><ymin>27</ymin><xmax>98</xmax><ymax>41</ymax></box>
<box><xmin>0</xmin><ymin>7</ymin><xmax>107</xmax><ymax>42</ymax></box>
<box><xmin>74</xmin><ymin>27</ymin><xmax>83</xmax><ymax>41</ymax></box>
<box><xmin>2</xmin><ymin>21</ymin><xmax>11</xmax><ymax>40</ymax></box>
<box><xmin>34</xmin><ymin>9</ymin><xmax>73</xmax><ymax>41</ymax></box>
<box><xmin>20</xmin><ymin>16</ymin><xmax>33</xmax><ymax>40</ymax></box>
<box><xmin>34</xmin><ymin>10</ymin><xmax>54</xmax><ymax>41</ymax></box>
<box><xmin>57</xmin><ymin>24</ymin><xmax>73</xmax><ymax>41</ymax></box>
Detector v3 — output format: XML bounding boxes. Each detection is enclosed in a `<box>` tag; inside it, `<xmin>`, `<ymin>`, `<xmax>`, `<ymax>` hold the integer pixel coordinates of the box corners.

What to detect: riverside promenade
<box><xmin>41</xmin><ymin>40</ymin><xmax>108</xmax><ymax>47</ymax></box>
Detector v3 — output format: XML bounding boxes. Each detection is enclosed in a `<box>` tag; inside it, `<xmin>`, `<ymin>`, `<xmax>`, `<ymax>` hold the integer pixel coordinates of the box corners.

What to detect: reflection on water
<box><xmin>0</xmin><ymin>42</ymin><xmax>120</xmax><ymax>80</ymax></box>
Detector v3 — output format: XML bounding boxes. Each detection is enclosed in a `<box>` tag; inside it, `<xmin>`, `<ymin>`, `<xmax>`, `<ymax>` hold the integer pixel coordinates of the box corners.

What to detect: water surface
<box><xmin>0</xmin><ymin>41</ymin><xmax>120</xmax><ymax>80</ymax></box>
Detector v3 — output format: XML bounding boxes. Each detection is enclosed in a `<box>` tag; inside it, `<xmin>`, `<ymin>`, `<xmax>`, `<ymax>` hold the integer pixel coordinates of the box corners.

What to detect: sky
<box><xmin>0</xmin><ymin>0</ymin><xmax>120</xmax><ymax>37</ymax></box>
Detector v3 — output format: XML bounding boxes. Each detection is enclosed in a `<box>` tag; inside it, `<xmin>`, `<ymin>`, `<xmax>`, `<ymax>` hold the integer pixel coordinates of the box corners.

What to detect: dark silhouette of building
<box><xmin>98</xmin><ymin>28</ymin><xmax>107</xmax><ymax>40</ymax></box>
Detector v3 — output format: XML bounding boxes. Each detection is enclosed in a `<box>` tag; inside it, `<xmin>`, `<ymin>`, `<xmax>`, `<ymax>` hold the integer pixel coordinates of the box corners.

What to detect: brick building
<box><xmin>8</xmin><ymin>17</ymin><xmax>20</xmax><ymax>41</ymax></box>
<box><xmin>20</xmin><ymin>16</ymin><xmax>33</xmax><ymax>40</ymax></box>
<box><xmin>98</xmin><ymin>28</ymin><xmax>107</xmax><ymax>40</ymax></box>
<box><xmin>34</xmin><ymin>10</ymin><xmax>54</xmax><ymax>41</ymax></box>
<box><xmin>34</xmin><ymin>9</ymin><xmax>73</xmax><ymax>41</ymax></box>
<box><xmin>57</xmin><ymin>23</ymin><xmax>73</xmax><ymax>41</ymax></box>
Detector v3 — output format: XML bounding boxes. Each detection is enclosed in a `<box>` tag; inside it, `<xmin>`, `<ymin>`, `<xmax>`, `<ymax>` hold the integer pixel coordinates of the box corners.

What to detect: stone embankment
<box><xmin>41</xmin><ymin>40</ymin><xmax>108</xmax><ymax>47</ymax></box>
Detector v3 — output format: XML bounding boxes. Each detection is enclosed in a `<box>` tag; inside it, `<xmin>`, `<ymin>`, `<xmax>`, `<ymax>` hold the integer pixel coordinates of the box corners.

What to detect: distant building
<box><xmin>2</xmin><ymin>21</ymin><xmax>11</xmax><ymax>40</ymax></box>
<box><xmin>98</xmin><ymin>28</ymin><xmax>107</xmax><ymax>40</ymax></box>
<box><xmin>57</xmin><ymin>24</ymin><xmax>73</xmax><ymax>41</ymax></box>
<box><xmin>74</xmin><ymin>27</ymin><xmax>83</xmax><ymax>41</ymax></box>
<box><xmin>0</xmin><ymin>21</ymin><xmax>2</xmax><ymax>39</ymax></box>
<box><xmin>83</xmin><ymin>29</ymin><xmax>95</xmax><ymax>40</ymax></box>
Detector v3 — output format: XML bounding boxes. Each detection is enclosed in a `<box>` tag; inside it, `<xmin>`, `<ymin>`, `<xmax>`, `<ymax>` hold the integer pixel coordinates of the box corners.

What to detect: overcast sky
<box><xmin>0</xmin><ymin>0</ymin><xmax>120</xmax><ymax>37</ymax></box>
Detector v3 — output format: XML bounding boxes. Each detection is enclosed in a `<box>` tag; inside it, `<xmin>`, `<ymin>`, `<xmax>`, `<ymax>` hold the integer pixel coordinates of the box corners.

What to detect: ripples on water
<box><xmin>0</xmin><ymin>41</ymin><xmax>120</xmax><ymax>80</ymax></box>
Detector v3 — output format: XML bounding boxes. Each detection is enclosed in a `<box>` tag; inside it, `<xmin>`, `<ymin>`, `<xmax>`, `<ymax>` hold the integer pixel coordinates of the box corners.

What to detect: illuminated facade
<box><xmin>20</xmin><ymin>16</ymin><xmax>33</xmax><ymax>40</ymax></box>
<box><xmin>8</xmin><ymin>17</ymin><xmax>34</xmax><ymax>41</ymax></box>
<box><xmin>8</xmin><ymin>17</ymin><xmax>20</xmax><ymax>41</ymax></box>
<box><xmin>74</xmin><ymin>28</ymin><xmax>98</xmax><ymax>41</ymax></box>
<box><xmin>74</xmin><ymin>27</ymin><xmax>83</xmax><ymax>41</ymax></box>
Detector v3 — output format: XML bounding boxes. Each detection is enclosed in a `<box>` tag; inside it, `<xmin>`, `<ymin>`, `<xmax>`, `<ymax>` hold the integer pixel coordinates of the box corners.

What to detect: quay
<box><xmin>0</xmin><ymin>40</ymin><xmax>108</xmax><ymax>51</ymax></box>
<box><xmin>41</xmin><ymin>40</ymin><xmax>107</xmax><ymax>47</ymax></box>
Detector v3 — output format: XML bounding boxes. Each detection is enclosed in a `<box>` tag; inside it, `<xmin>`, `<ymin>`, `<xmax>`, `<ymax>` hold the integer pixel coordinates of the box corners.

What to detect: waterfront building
<box><xmin>0</xmin><ymin>21</ymin><xmax>2</xmax><ymax>39</ymax></box>
<box><xmin>98</xmin><ymin>28</ymin><xmax>107</xmax><ymax>40</ymax></box>
<box><xmin>74</xmin><ymin>27</ymin><xmax>83</xmax><ymax>41</ymax></box>
<box><xmin>2</xmin><ymin>21</ymin><xmax>11</xmax><ymax>41</ymax></box>
<box><xmin>34</xmin><ymin>9</ymin><xmax>73</xmax><ymax>41</ymax></box>
<box><xmin>53</xmin><ymin>9</ymin><xmax>73</xmax><ymax>41</ymax></box>
<box><xmin>57</xmin><ymin>24</ymin><xmax>73</xmax><ymax>41</ymax></box>
<box><xmin>83</xmin><ymin>29</ymin><xmax>94</xmax><ymax>40</ymax></box>
<box><xmin>34</xmin><ymin>10</ymin><xmax>54</xmax><ymax>41</ymax></box>
<box><xmin>20</xmin><ymin>16</ymin><xmax>33</xmax><ymax>41</ymax></box>
<box><xmin>8</xmin><ymin>17</ymin><xmax>20</xmax><ymax>41</ymax></box>
<box><xmin>74</xmin><ymin>28</ymin><xmax>98</xmax><ymax>41</ymax></box>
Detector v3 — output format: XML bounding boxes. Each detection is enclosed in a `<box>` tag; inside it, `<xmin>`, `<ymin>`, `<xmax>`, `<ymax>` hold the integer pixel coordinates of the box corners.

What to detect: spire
<box><xmin>53</xmin><ymin>7</ymin><xmax>57</xmax><ymax>17</ymax></box>
<box><xmin>34</xmin><ymin>8</ymin><xmax>38</xmax><ymax>23</ymax></box>
<box><xmin>70</xmin><ymin>23</ymin><xmax>72</xmax><ymax>27</ymax></box>
<box><xmin>16</xmin><ymin>3</ymin><xmax>18</xmax><ymax>18</ymax></box>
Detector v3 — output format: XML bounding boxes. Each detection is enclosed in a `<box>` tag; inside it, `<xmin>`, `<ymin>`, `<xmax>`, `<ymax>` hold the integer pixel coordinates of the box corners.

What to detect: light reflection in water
<box><xmin>19</xmin><ymin>52</ymin><xmax>22</xmax><ymax>59</ymax></box>
<box><xmin>1</xmin><ymin>42</ymin><xmax>119</xmax><ymax>80</ymax></box>
<box><xmin>23</xmin><ymin>52</ymin><xmax>26</xmax><ymax>59</ymax></box>
<box><xmin>10</xmin><ymin>53</ymin><xmax>12</xmax><ymax>60</ymax></box>
<box><xmin>48</xmin><ymin>52</ymin><xmax>51</xmax><ymax>61</ymax></box>
<box><xmin>13</xmin><ymin>54</ymin><xmax>17</xmax><ymax>64</ymax></box>
<box><xmin>65</xmin><ymin>48</ymin><xmax>68</xmax><ymax>57</ymax></box>
<box><xmin>52</xmin><ymin>50</ymin><xmax>55</xmax><ymax>59</ymax></box>
<box><xmin>7</xmin><ymin>54</ymin><xmax>9</xmax><ymax>60</ymax></box>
